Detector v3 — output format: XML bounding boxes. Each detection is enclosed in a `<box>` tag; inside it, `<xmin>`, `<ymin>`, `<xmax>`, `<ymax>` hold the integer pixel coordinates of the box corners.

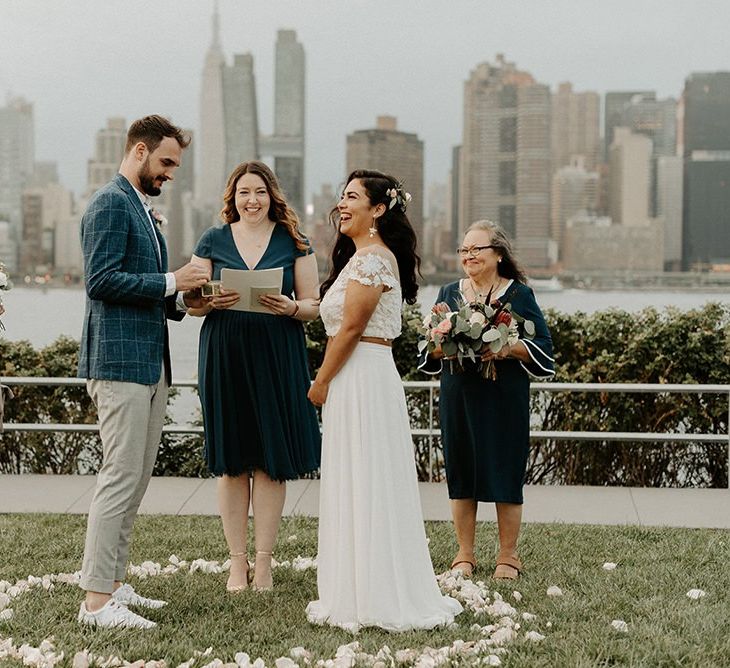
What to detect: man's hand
<box><xmin>174</xmin><ymin>262</ymin><xmax>210</xmax><ymax>291</ymax></box>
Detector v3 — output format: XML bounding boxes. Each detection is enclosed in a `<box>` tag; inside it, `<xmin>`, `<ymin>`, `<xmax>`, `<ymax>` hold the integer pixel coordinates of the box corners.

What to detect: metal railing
<box><xmin>2</xmin><ymin>377</ymin><xmax>729</xmax><ymax>485</ymax></box>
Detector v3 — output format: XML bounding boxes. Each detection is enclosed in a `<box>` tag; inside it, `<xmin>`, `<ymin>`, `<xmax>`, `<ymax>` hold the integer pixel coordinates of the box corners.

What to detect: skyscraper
<box><xmin>197</xmin><ymin>11</ymin><xmax>306</xmax><ymax>220</ymax></box>
<box><xmin>450</xmin><ymin>145</ymin><xmax>461</xmax><ymax>251</ymax></box>
<box><xmin>551</xmin><ymin>156</ymin><xmax>599</xmax><ymax>256</ymax></box>
<box><xmin>461</xmin><ymin>56</ymin><xmax>553</xmax><ymax>268</ymax></box>
<box><xmin>608</xmin><ymin>127</ymin><xmax>652</xmax><ymax>226</ymax></box>
<box><xmin>656</xmin><ymin>155</ymin><xmax>683</xmax><ymax>269</ymax></box>
<box><xmin>20</xmin><ymin>183</ymin><xmax>73</xmax><ymax>275</ymax></box>
<box><xmin>272</xmin><ymin>29</ymin><xmax>306</xmax><ymax>217</ymax></box>
<box><xmin>0</xmin><ymin>96</ymin><xmax>34</xmax><ymax>270</ymax></box>
<box><xmin>198</xmin><ymin>2</ymin><xmax>226</xmax><ymax>209</ymax></box>
<box><xmin>86</xmin><ymin>117</ymin><xmax>126</xmax><ymax>197</ymax></box>
<box><xmin>619</xmin><ymin>93</ymin><xmax>677</xmax><ymax>217</ymax></box>
<box><xmin>346</xmin><ymin>116</ymin><xmax>424</xmax><ymax>244</ymax></box>
<box><xmin>681</xmin><ymin>71</ymin><xmax>730</xmax><ymax>269</ymax></box>
<box><xmin>165</xmin><ymin>130</ymin><xmax>195</xmax><ymax>269</ymax></box>
<box><xmin>223</xmin><ymin>54</ymin><xmax>259</xmax><ymax>176</ymax></box>
<box><xmin>603</xmin><ymin>90</ymin><xmax>653</xmax><ymax>161</ymax></box>
<box><xmin>551</xmin><ymin>82</ymin><xmax>600</xmax><ymax>171</ymax></box>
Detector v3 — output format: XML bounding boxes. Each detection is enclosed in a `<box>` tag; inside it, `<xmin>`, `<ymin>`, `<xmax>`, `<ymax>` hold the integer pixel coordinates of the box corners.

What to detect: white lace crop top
<box><xmin>319</xmin><ymin>249</ymin><xmax>402</xmax><ymax>340</ymax></box>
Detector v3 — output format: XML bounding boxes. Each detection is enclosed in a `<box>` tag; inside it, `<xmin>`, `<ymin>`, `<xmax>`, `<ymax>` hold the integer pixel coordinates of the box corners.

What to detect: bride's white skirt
<box><xmin>306</xmin><ymin>343</ymin><xmax>462</xmax><ymax>632</ymax></box>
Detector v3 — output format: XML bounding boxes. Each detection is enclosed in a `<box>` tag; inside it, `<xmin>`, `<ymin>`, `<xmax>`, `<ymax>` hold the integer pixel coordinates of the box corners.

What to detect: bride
<box><xmin>306</xmin><ymin>169</ymin><xmax>462</xmax><ymax>632</ymax></box>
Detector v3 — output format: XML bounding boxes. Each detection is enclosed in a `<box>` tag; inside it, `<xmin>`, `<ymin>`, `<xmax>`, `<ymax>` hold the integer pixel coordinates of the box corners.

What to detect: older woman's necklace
<box><xmin>470</xmin><ymin>277</ymin><xmax>502</xmax><ymax>302</ymax></box>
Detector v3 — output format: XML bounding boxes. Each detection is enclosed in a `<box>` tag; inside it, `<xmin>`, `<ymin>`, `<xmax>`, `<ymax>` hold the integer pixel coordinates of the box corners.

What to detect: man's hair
<box><xmin>125</xmin><ymin>115</ymin><xmax>191</xmax><ymax>154</ymax></box>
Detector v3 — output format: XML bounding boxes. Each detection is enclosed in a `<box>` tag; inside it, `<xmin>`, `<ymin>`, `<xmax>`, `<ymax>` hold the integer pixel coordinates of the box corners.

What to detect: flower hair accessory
<box><xmin>386</xmin><ymin>183</ymin><xmax>412</xmax><ymax>212</ymax></box>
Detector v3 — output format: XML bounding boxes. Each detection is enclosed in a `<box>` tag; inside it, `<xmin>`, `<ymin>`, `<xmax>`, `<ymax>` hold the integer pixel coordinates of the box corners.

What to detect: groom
<box><xmin>77</xmin><ymin>115</ymin><xmax>209</xmax><ymax>629</ymax></box>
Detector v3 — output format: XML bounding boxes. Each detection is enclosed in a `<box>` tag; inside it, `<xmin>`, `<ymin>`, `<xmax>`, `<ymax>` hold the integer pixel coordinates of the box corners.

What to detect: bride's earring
<box><xmin>369</xmin><ymin>216</ymin><xmax>377</xmax><ymax>238</ymax></box>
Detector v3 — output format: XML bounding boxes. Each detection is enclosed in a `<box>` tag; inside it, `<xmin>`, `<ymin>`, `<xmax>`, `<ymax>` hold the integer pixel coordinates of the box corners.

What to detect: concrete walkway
<box><xmin>1</xmin><ymin>475</ymin><xmax>728</xmax><ymax>529</ymax></box>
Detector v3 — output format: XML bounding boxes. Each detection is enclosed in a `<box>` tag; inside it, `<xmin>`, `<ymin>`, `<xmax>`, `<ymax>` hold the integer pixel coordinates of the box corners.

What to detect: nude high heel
<box><xmin>226</xmin><ymin>552</ymin><xmax>252</xmax><ymax>593</ymax></box>
<box><xmin>252</xmin><ymin>550</ymin><xmax>274</xmax><ymax>592</ymax></box>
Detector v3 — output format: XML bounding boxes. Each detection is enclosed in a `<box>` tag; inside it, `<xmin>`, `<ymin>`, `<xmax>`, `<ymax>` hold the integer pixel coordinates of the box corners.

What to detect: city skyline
<box><xmin>2</xmin><ymin>1</ymin><xmax>729</xmax><ymax>201</ymax></box>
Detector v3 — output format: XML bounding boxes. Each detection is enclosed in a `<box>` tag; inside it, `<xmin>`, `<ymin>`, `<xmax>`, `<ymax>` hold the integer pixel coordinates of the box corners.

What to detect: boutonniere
<box><xmin>150</xmin><ymin>209</ymin><xmax>168</xmax><ymax>232</ymax></box>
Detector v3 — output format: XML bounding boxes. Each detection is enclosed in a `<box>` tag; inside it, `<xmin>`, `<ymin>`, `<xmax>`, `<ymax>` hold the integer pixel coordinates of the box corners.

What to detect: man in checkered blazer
<box><xmin>77</xmin><ymin>115</ymin><xmax>210</xmax><ymax>629</ymax></box>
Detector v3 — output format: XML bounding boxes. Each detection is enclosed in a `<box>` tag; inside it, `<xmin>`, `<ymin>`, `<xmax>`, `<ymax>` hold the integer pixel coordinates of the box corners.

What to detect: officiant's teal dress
<box><xmin>194</xmin><ymin>223</ymin><xmax>321</xmax><ymax>480</ymax></box>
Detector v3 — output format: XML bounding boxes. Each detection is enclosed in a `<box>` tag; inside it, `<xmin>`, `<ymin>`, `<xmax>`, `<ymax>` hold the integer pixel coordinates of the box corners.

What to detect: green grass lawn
<box><xmin>0</xmin><ymin>514</ymin><xmax>728</xmax><ymax>667</ymax></box>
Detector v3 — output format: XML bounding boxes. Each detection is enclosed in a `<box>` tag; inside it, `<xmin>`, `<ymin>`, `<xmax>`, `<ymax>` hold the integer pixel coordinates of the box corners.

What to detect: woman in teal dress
<box><xmin>420</xmin><ymin>221</ymin><xmax>554</xmax><ymax>580</ymax></box>
<box><xmin>190</xmin><ymin>161</ymin><xmax>321</xmax><ymax>592</ymax></box>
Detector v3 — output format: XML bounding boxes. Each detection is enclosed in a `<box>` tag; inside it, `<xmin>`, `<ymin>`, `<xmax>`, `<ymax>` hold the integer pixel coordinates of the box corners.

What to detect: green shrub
<box><xmin>0</xmin><ymin>336</ymin><xmax>99</xmax><ymax>474</ymax></box>
<box><xmin>2</xmin><ymin>303</ymin><xmax>728</xmax><ymax>486</ymax></box>
<box><xmin>529</xmin><ymin>304</ymin><xmax>730</xmax><ymax>487</ymax></box>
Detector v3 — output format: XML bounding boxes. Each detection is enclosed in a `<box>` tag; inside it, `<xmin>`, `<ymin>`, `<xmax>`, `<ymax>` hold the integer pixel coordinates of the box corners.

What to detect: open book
<box><xmin>221</xmin><ymin>267</ymin><xmax>283</xmax><ymax>313</ymax></box>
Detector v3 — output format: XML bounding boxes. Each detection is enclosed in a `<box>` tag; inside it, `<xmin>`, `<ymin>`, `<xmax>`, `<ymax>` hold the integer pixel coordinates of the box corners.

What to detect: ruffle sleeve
<box><xmin>515</xmin><ymin>286</ymin><xmax>555</xmax><ymax>379</ymax></box>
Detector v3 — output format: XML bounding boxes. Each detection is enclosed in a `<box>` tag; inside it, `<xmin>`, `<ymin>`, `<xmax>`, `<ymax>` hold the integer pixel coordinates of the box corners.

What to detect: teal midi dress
<box><xmin>420</xmin><ymin>280</ymin><xmax>554</xmax><ymax>503</ymax></box>
<box><xmin>194</xmin><ymin>223</ymin><xmax>321</xmax><ymax>480</ymax></box>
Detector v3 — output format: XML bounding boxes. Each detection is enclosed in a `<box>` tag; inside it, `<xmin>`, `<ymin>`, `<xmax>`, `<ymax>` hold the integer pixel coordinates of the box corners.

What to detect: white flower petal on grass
<box><xmin>512</xmin><ymin>591</ymin><xmax>522</xmax><ymax>602</ymax></box>
<box><xmin>602</xmin><ymin>562</ymin><xmax>617</xmax><ymax>571</ymax></box>
<box><xmin>291</xmin><ymin>556</ymin><xmax>317</xmax><ymax>571</ymax></box>
<box><xmin>72</xmin><ymin>651</ymin><xmax>91</xmax><ymax>668</ymax></box>
<box><xmin>200</xmin><ymin>660</ymin><xmax>224</xmax><ymax>668</ymax></box>
<box><xmin>546</xmin><ymin>586</ymin><xmax>563</xmax><ymax>597</ymax></box>
<box><xmin>521</xmin><ymin>612</ymin><xmax>536</xmax><ymax>622</ymax></box>
<box><xmin>0</xmin><ymin>608</ymin><xmax>13</xmax><ymax>621</ymax></box>
<box><xmin>275</xmin><ymin>658</ymin><xmax>298</xmax><ymax>668</ymax></box>
<box><xmin>287</xmin><ymin>534</ymin><xmax>298</xmax><ymax>543</ymax></box>
<box><xmin>686</xmin><ymin>588</ymin><xmax>707</xmax><ymax>600</ymax></box>
<box><xmin>0</xmin><ymin>592</ymin><xmax>10</xmax><ymax>610</ymax></box>
<box><xmin>524</xmin><ymin>631</ymin><xmax>545</xmax><ymax>642</ymax></box>
<box><xmin>483</xmin><ymin>654</ymin><xmax>502</xmax><ymax>665</ymax></box>
<box><xmin>234</xmin><ymin>653</ymin><xmax>251</xmax><ymax>668</ymax></box>
<box><xmin>289</xmin><ymin>647</ymin><xmax>310</xmax><ymax>660</ymax></box>
<box><xmin>611</xmin><ymin>619</ymin><xmax>629</xmax><ymax>632</ymax></box>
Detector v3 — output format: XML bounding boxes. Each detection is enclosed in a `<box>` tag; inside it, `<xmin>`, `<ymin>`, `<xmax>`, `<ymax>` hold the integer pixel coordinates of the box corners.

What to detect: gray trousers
<box><xmin>80</xmin><ymin>374</ymin><xmax>168</xmax><ymax>593</ymax></box>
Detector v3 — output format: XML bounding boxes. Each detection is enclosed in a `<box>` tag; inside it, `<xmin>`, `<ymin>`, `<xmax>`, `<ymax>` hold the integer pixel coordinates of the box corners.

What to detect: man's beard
<box><xmin>139</xmin><ymin>158</ymin><xmax>163</xmax><ymax>196</ymax></box>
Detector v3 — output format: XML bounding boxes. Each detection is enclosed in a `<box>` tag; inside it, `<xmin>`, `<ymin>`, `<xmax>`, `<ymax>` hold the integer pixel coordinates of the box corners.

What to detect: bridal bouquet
<box><xmin>0</xmin><ymin>262</ymin><xmax>11</xmax><ymax>331</ymax></box>
<box><xmin>418</xmin><ymin>298</ymin><xmax>535</xmax><ymax>379</ymax></box>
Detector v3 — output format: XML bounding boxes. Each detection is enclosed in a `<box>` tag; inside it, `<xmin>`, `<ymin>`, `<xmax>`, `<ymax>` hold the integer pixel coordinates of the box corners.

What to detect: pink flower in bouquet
<box><xmin>435</xmin><ymin>318</ymin><xmax>453</xmax><ymax>335</ymax></box>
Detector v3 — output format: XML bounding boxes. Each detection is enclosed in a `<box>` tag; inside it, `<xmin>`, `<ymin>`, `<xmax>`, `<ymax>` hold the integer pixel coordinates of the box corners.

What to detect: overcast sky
<box><xmin>2</xmin><ymin>0</ymin><xmax>728</xmax><ymax>202</ymax></box>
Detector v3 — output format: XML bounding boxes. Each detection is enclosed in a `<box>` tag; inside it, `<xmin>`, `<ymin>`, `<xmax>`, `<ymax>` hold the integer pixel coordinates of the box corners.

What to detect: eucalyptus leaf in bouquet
<box><xmin>420</xmin><ymin>295</ymin><xmax>535</xmax><ymax>380</ymax></box>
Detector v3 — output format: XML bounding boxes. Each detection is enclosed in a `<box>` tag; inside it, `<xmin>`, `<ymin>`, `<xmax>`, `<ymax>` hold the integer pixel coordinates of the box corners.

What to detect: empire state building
<box><xmin>198</xmin><ymin>2</ymin><xmax>226</xmax><ymax>208</ymax></box>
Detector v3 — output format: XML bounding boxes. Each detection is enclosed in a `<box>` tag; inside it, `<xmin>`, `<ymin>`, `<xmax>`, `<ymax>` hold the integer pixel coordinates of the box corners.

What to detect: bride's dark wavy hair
<box><xmin>320</xmin><ymin>170</ymin><xmax>421</xmax><ymax>304</ymax></box>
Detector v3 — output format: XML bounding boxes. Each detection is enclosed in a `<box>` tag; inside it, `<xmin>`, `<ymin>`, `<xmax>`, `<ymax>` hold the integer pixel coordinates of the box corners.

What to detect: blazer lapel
<box><xmin>155</xmin><ymin>224</ymin><xmax>168</xmax><ymax>272</ymax></box>
<box><xmin>114</xmin><ymin>174</ymin><xmax>163</xmax><ymax>271</ymax></box>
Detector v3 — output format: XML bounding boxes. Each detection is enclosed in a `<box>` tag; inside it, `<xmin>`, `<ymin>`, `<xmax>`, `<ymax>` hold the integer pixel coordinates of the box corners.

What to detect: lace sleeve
<box><xmin>347</xmin><ymin>252</ymin><xmax>399</xmax><ymax>289</ymax></box>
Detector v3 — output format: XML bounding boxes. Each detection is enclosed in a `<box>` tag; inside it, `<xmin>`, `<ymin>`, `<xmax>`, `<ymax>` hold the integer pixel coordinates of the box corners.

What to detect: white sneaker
<box><xmin>78</xmin><ymin>598</ymin><xmax>156</xmax><ymax>629</ymax></box>
<box><xmin>113</xmin><ymin>583</ymin><xmax>167</xmax><ymax>609</ymax></box>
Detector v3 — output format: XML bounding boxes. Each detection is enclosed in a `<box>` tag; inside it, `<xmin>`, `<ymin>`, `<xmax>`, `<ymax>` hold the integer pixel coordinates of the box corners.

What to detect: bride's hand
<box><xmin>308</xmin><ymin>380</ymin><xmax>329</xmax><ymax>407</ymax></box>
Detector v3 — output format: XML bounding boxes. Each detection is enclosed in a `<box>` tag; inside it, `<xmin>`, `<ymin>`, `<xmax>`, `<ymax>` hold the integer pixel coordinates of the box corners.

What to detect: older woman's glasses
<box><xmin>456</xmin><ymin>245</ymin><xmax>498</xmax><ymax>258</ymax></box>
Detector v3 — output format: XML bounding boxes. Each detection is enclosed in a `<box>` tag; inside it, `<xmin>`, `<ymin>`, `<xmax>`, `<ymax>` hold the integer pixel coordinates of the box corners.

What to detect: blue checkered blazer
<box><xmin>78</xmin><ymin>173</ymin><xmax>183</xmax><ymax>385</ymax></box>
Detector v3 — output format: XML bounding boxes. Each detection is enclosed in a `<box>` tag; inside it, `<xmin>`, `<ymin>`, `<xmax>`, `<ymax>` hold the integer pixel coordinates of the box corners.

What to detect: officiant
<box><xmin>188</xmin><ymin>160</ymin><xmax>321</xmax><ymax>592</ymax></box>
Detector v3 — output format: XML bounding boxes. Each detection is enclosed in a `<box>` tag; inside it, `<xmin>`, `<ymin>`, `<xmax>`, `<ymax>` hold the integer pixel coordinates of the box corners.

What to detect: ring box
<box><xmin>201</xmin><ymin>280</ymin><xmax>222</xmax><ymax>297</ymax></box>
